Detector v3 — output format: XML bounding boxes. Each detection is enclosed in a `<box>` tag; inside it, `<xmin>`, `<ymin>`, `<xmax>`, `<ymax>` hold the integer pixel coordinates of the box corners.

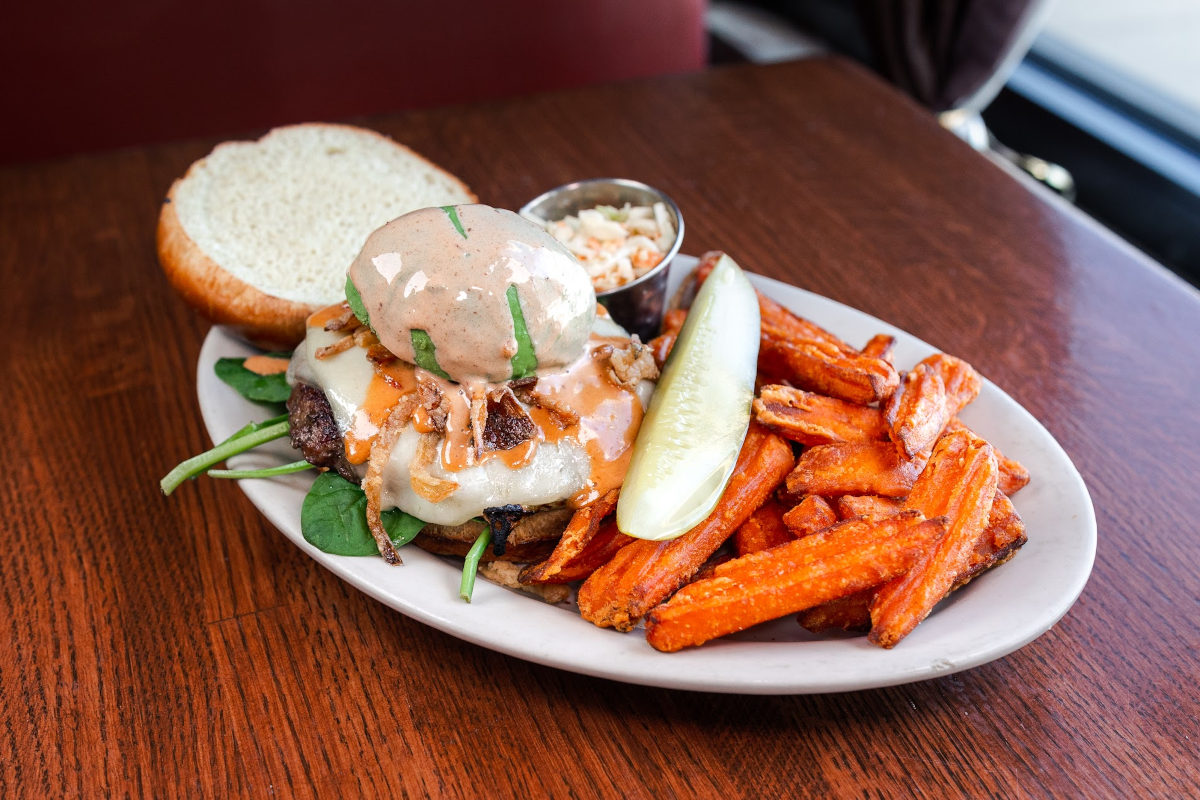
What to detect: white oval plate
<box><xmin>196</xmin><ymin>255</ymin><xmax>1096</xmax><ymax>694</ymax></box>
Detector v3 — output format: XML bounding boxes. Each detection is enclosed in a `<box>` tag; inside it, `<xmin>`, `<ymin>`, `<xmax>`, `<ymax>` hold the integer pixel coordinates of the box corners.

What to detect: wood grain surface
<box><xmin>2</xmin><ymin>58</ymin><xmax>1198</xmax><ymax>798</ymax></box>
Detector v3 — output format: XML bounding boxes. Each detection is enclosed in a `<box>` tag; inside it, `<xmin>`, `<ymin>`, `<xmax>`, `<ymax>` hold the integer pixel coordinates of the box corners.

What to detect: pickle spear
<box><xmin>616</xmin><ymin>254</ymin><xmax>760</xmax><ymax>541</ymax></box>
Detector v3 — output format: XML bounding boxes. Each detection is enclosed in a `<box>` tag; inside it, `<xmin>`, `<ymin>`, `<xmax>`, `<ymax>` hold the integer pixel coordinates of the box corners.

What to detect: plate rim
<box><xmin>193</xmin><ymin>255</ymin><xmax>1097</xmax><ymax>694</ymax></box>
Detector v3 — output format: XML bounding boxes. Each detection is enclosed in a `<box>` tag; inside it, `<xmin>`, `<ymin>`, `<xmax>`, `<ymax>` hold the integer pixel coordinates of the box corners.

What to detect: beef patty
<box><xmin>286</xmin><ymin>382</ymin><xmax>357</xmax><ymax>483</ymax></box>
<box><xmin>285</xmin><ymin>382</ymin><xmax>569</xmax><ymax>561</ymax></box>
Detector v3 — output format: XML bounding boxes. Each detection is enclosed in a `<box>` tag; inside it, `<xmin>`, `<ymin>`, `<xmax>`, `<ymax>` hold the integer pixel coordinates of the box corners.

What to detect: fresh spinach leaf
<box><xmin>410</xmin><ymin>329</ymin><xmax>451</xmax><ymax>380</ymax></box>
<box><xmin>300</xmin><ymin>471</ymin><xmax>425</xmax><ymax>556</ymax></box>
<box><xmin>214</xmin><ymin>357</ymin><xmax>291</xmax><ymax>405</ymax></box>
<box><xmin>506</xmin><ymin>284</ymin><xmax>538</xmax><ymax>379</ymax></box>
<box><xmin>440</xmin><ymin>205</ymin><xmax>468</xmax><ymax>239</ymax></box>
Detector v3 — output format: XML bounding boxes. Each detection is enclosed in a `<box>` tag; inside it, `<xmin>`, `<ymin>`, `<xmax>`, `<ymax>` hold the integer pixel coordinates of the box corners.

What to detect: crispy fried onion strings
<box><xmin>315</xmin><ymin>314</ymin><xmax>381</xmax><ymax>360</ymax></box>
<box><xmin>411</xmin><ymin>431</ymin><xmax>459</xmax><ymax>502</ymax></box>
<box><xmin>605</xmin><ymin>336</ymin><xmax>660</xmax><ymax>389</ymax></box>
<box><xmin>468</xmin><ymin>384</ymin><xmax>488</xmax><ymax>459</ymax></box>
<box><xmin>364</xmin><ymin>392</ymin><xmax>419</xmax><ymax>565</ymax></box>
<box><xmin>484</xmin><ymin>385</ymin><xmax>536</xmax><ymax>451</ymax></box>
<box><xmin>323</xmin><ymin>306</ymin><xmax>357</xmax><ymax>332</ymax></box>
<box><xmin>416</xmin><ymin>375</ymin><xmax>448</xmax><ymax>432</ymax></box>
<box><xmin>314</xmin><ymin>335</ymin><xmax>355</xmax><ymax>360</ymax></box>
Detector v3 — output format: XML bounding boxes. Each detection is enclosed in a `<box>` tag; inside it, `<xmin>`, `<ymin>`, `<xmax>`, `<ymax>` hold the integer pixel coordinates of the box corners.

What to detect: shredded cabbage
<box><xmin>525</xmin><ymin>202</ymin><xmax>676</xmax><ymax>292</ymax></box>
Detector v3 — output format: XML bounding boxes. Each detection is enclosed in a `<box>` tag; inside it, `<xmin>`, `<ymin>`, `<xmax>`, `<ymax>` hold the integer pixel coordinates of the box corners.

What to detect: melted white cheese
<box><xmin>290</xmin><ymin>320</ymin><xmax>641</xmax><ymax>526</ymax></box>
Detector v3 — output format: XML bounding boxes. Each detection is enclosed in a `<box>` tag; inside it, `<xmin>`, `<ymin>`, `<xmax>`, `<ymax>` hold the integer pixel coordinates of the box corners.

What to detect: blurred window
<box><xmin>984</xmin><ymin>0</ymin><xmax>1200</xmax><ymax>284</ymax></box>
<box><xmin>1038</xmin><ymin>0</ymin><xmax>1200</xmax><ymax>141</ymax></box>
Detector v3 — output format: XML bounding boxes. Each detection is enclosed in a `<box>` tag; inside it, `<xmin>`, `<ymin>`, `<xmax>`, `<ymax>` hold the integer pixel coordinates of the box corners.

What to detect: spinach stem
<box><xmin>160</xmin><ymin>419</ymin><xmax>290</xmax><ymax>496</ymax></box>
<box><xmin>207</xmin><ymin>460</ymin><xmax>313</xmax><ymax>480</ymax></box>
<box><xmin>224</xmin><ymin>413</ymin><xmax>290</xmax><ymax>443</ymax></box>
<box><xmin>459</xmin><ymin>526</ymin><xmax>492</xmax><ymax>603</ymax></box>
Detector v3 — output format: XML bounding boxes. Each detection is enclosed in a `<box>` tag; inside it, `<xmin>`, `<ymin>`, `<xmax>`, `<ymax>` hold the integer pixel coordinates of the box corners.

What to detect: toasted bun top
<box><xmin>157</xmin><ymin>123</ymin><xmax>477</xmax><ymax>349</ymax></box>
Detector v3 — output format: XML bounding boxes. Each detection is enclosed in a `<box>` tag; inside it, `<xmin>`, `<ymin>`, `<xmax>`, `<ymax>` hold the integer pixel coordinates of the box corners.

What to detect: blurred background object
<box><xmin>0</xmin><ymin>0</ymin><xmax>707</xmax><ymax>164</ymax></box>
<box><xmin>709</xmin><ymin>0</ymin><xmax>1048</xmax><ymax>110</ymax></box>
<box><xmin>709</xmin><ymin>0</ymin><xmax>1200</xmax><ymax>286</ymax></box>
<box><xmin>5</xmin><ymin>0</ymin><xmax>1194</xmax><ymax>287</ymax></box>
<box><xmin>985</xmin><ymin>0</ymin><xmax>1200</xmax><ymax>286</ymax></box>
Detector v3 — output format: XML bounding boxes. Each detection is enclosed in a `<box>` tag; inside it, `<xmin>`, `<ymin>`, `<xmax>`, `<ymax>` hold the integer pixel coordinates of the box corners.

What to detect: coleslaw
<box><xmin>524</xmin><ymin>203</ymin><xmax>677</xmax><ymax>292</ymax></box>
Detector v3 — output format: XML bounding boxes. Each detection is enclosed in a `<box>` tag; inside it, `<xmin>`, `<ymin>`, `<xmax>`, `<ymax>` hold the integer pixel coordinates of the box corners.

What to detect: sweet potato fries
<box><xmin>645</xmin><ymin>512</ymin><xmax>947</xmax><ymax>651</ymax></box>
<box><xmin>575</xmin><ymin>423</ymin><xmax>794</xmax><ymax>631</ymax></box>
<box><xmin>517</xmin><ymin>252</ymin><xmax>1030</xmax><ymax>651</ymax></box>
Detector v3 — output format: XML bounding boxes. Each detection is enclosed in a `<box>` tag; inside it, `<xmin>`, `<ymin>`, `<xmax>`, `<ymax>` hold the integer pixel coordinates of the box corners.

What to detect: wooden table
<box><xmin>4</xmin><ymin>58</ymin><xmax>1198</xmax><ymax>798</ymax></box>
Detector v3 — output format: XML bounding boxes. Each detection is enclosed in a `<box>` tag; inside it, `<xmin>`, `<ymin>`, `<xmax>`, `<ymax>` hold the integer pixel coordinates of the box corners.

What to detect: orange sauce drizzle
<box><xmin>307</xmin><ymin>303</ymin><xmax>349</xmax><ymax>329</ymax></box>
<box><xmin>343</xmin><ymin>378</ymin><xmax>405</xmax><ymax>465</ymax></box>
<box><xmin>438</xmin><ymin>384</ymin><xmax>476</xmax><ymax>472</ymax></box>
<box><xmin>329</xmin><ymin>326</ymin><xmax>646</xmax><ymax>499</ymax></box>
<box><xmin>242</xmin><ymin>354</ymin><xmax>290</xmax><ymax>375</ymax></box>
<box><xmin>530</xmin><ymin>336</ymin><xmax>643</xmax><ymax>507</ymax></box>
<box><xmin>342</xmin><ymin>361</ymin><xmax>420</xmax><ymax>465</ymax></box>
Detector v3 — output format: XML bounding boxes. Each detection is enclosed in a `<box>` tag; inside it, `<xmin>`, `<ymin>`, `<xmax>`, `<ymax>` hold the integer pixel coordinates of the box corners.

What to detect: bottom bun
<box><xmin>414</xmin><ymin>508</ymin><xmax>573</xmax><ymax>562</ymax></box>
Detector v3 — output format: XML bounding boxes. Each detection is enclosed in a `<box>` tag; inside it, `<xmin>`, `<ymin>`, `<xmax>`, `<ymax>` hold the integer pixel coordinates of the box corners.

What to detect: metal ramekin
<box><xmin>520</xmin><ymin>178</ymin><xmax>684</xmax><ymax>342</ymax></box>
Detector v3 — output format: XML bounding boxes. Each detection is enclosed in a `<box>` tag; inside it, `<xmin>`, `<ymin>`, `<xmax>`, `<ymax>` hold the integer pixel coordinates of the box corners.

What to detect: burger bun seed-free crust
<box><xmin>415</xmin><ymin>509</ymin><xmax>576</xmax><ymax>562</ymax></box>
<box><xmin>157</xmin><ymin>192</ymin><xmax>316</xmax><ymax>351</ymax></box>
<box><xmin>156</xmin><ymin>123</ymin><xmax>477</xmax><ymax>351</ymax></box>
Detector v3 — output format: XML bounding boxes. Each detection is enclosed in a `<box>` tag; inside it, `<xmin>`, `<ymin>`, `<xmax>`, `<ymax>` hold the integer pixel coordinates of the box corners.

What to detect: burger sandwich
<box><xmin>285</xmin><ymin>204</ymin><xmax>659</xmax><ymax>569</ymax></box>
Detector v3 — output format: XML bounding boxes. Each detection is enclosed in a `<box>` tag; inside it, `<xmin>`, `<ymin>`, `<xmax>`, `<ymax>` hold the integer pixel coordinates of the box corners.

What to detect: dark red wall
<box><xmin>1</xmin><ymin>0</ymin><xmax>707</xmax><ymax>163</ymax></box>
